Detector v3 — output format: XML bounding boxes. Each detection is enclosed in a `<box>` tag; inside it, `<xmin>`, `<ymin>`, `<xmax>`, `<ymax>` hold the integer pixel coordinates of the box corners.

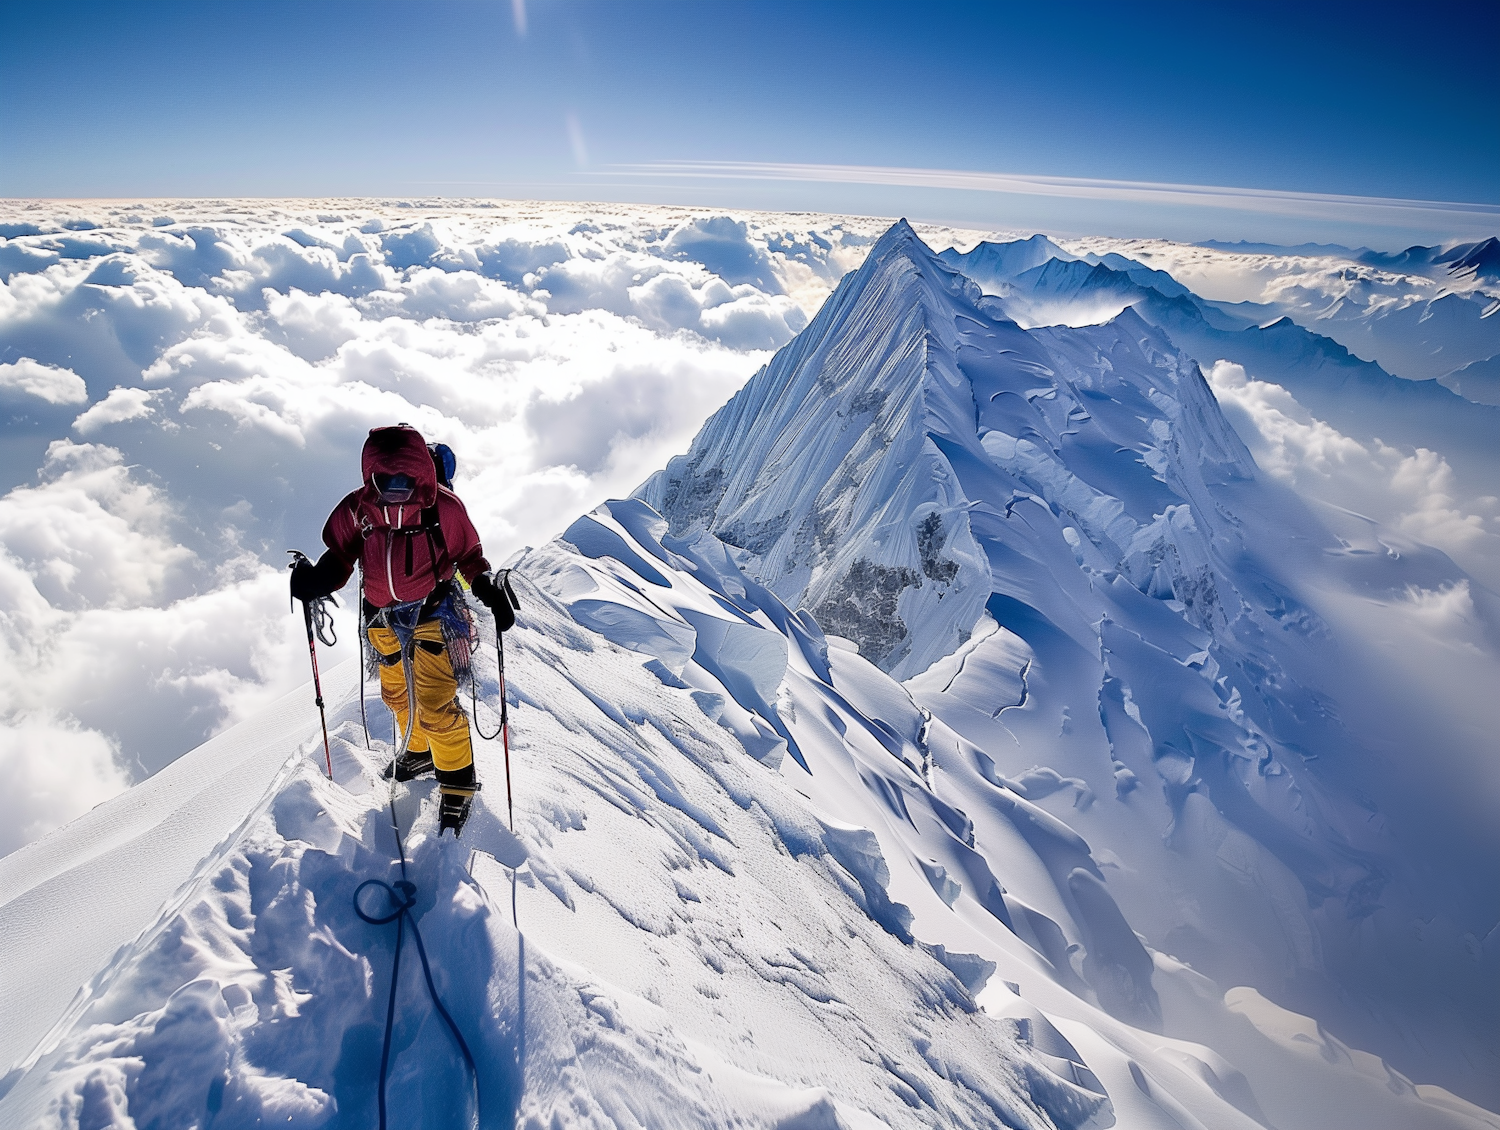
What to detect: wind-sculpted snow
<box><xmin>0</xmin><ymin>581</ymin><xmax>1121</xmax><ymax>1130</ymax></box>
<box><xmin>529</xmin><ymin>494</ymin><xmax>1496</xmax><ymax>1128</ymax></box>
<box><xmin>639</xmin><ymin>222</ymin><xmax>1500</xmax><ymax>1107</ymax></box>
<box><xmin>7</xmin><ymin>484</ymin><xmax>1493</xmax><ymax>1126</ymax></box>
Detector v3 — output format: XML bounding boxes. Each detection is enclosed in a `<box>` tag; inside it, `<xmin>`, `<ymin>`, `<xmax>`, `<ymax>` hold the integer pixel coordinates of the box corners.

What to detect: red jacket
<box><xmin>320</xmin><ymin>426</ymin><xmax>490</xmax><ymax>608</ymax></box>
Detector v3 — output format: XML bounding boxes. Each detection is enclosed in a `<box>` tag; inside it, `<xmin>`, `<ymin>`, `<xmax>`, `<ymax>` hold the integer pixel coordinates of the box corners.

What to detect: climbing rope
<box><xmin>306</xmin><ymin>592</ymin><xmax>338</xmax><ymax>649</ymax></box>
<box><xmin>348</xmin><ymin>574</ymin><xmax>528</xmax><ymax>1125</ymax></box>
<box><xmin>352</xmin><ymin>601</ymin><xmax>481</xmax><ymax>1130</ymax></box>
<box><xmin>354</xmin><ymin>876</ymin><xmax>480</xmax><ymax>1130</ymax></box>
<box><xmin>472</xmin><ymin>626</ymin><xmax>503</xmax><ymax>743</ymax></box>
<box><xmin>473</xmin><ymin>624</ymin><xmax>515</xmax><ymax>831</ymax></box>
<box><xmin>472</xmin><ymin>571</ymin><xmax>519</xmax><ymax>835</ymax></box>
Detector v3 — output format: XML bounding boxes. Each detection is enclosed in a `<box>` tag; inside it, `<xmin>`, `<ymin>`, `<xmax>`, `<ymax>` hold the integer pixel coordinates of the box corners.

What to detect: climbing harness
<box><xmin>288</xmin><ymin>551</ymin><xmax>337</xmax><ymax>779</ymax></box>
<box><xmin>371</xmin><ymin>596</ymin><xmax>428</xmax><ymax>780</ymax></box>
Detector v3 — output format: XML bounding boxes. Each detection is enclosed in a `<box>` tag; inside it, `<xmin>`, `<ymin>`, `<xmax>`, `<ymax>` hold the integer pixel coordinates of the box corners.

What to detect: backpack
<box><xmin>429</xmin><ymin>443</ymin><xmax>456</xmax><ymax>488</ymax></box>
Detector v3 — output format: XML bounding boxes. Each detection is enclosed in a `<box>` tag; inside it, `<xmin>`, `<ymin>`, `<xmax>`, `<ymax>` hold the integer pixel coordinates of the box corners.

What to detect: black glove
<box><xmin>290</xmin><ymin>552</ymin><xmax>346</xmax><ymax>602</ymax></box>
<box><xmin>471</xmin><ymin>569</ymin><xmax>518</xmax><ymax>631</ymax></box>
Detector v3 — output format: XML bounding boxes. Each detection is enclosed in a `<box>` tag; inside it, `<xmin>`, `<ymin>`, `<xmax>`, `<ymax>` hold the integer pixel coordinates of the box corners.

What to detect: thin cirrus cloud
<box><xmin>622</xmin><ymin>161</ymin><xmax>1500</xmax><ymax>229</ymax></box>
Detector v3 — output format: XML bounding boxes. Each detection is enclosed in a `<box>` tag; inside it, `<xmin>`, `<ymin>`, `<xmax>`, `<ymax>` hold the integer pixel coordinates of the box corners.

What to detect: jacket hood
<box><xmin>360</xmin><ymin>425</ymin><xmax>438</xmax><ymax>508</ymax></box>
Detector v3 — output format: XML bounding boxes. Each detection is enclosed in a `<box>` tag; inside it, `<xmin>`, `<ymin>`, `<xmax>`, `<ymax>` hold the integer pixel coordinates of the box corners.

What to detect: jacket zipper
<box><xmin>384</xmin><ymin>505</ymin><xmax>396</xmax><ymax>599</ymax></box>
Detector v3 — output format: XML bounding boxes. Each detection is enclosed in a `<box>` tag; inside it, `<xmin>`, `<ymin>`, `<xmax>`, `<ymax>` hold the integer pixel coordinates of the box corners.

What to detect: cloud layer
<box><xmin>1207</xmin><ymin>360</ymin><xmax>1500</xmax><ymax>592</ymax></box>
<box><xmin>0</xmin><ymin>200</ymin><xmax>945</xmax><ymax>855</ymax></box>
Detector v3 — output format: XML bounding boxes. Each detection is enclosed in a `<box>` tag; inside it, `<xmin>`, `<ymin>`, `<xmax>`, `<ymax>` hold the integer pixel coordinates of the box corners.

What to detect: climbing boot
<box><xmin>436</xmin><ymin>765</ymin><xmax>481</xmax><ymax>838</ymax></box>
<box><xmin>438</xmin><ymin>792</ymin><xmax>473</xmax><ymax>837</ymax></box>
<box><xmin>383</xmin><ymin>748</ymin><xmax>435</xmax><ymax>782</ymax></box>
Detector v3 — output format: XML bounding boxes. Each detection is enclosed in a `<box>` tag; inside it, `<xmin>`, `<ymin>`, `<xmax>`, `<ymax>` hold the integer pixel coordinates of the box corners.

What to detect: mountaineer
<box><xmin>290</xmin><ymin>423</ymin><xmax>514</xmax><ymax>835</ymax></box>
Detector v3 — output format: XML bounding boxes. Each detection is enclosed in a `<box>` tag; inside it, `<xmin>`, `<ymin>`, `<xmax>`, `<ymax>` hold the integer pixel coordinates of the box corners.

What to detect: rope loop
<box><xmin>354</xmin><ymin>878</ymin><xmax>417</xmax><ymax>926</ymax></box>
<box><xmin>348</xmin><ymin>571</ymin><xmax>523</xmax><ymax>1127</ymax></box>
<box><xmin>307</xmin><ymin>593</ymin><xmax>338</xmax><ymax>648</ymax></box>
<box><xmin>354</xmin><ymin>872</ymin><xmax>480</xmax><ymax>1130</ymax></box>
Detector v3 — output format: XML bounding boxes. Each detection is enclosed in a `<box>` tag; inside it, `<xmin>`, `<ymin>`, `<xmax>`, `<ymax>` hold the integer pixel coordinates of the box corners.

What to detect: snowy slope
<box><xmin>0</xmin><ymin>663</ymin><xmax>357</xmax><ymax>1077</ymax></box>
<box><xmin>2</xmin><ymin>218</ymin><xmax>1499</xmax><ymax>1130</ymax></box>
<box><xmin>0</xmin><ymin>584</ymin><xmax>1119</xmax><ymax>1130</ymax></box>
<box><xmin>538</xmin><ymin>498</ymin><xmax>1500</xmax><ymax>1130</ymax></box>
<box><xmin>6</xmin><ymin>507</ymin><xmax>1495</xmax><ymax>1128</ymax></box>
<box><xmin>1440</xmin><ymin>353</ymin><xmax>1500</xmax><ymax>406</ymax></box>
<box><xmin>639</xmin><ymin>222</ymin><xmax>1500</xmax><ymax>1105</ymax></box>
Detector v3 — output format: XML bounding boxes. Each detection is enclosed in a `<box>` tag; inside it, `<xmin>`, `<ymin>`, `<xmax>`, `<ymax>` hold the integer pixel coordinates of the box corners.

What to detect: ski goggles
<box><xmin>374</xmin><ymin>472</ymin><xmax>416</xmax><ymax>503</ymax></box>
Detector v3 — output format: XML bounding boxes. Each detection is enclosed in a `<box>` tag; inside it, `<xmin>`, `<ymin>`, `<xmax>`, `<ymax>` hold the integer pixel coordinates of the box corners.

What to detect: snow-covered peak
<box><xmin>639</xmin><ymin>220</ymin><xmax>1500</xmax><ymax>1107</ymax></box>
<box><xmin>1444</xmin><ymin>235</ymin><xmax>1500</xmax><ymax>280</ymax></box>
<box><xmin>938</xmin><ymin>234</ymin><xmax>1076</xmax><ymax>290</ymax></box>
<box><xmin>639</xmin><ymin>220</ymin><xmax>1254</xmax><ymax>679</ymax></box>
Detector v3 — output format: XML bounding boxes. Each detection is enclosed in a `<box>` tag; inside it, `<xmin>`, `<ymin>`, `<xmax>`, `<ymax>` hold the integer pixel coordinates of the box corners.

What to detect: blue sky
<box><xmin>2</xmin><ymin>0</ymin><xmax>1496</xmax><ymax>246</ymax></box>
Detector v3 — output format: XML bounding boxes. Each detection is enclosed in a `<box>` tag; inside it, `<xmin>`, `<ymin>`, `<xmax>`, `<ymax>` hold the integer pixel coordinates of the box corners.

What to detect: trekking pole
<box><xmin>289</xmin><ymin>551</ymin><xmax>336</xmax><ymax>780</ymax></box>
<box><xmin>474</xmin><ymin>571</ymin><xmax>519</xmax><ymax>831</ymax></box>
<box><xmin>498</xmin><ymin>628</ymin><xmax>514</xmax><ymax>832</ymax></box>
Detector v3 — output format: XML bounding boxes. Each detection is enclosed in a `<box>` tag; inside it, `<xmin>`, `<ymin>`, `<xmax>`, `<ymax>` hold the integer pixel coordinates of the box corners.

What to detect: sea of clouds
<box><xmin>0</xmin><ymin>200</ymin><xmax>914</xmax><ymax>854</ymax></box>
<box><xmin>1</xmin><ymin>199</ymin><xmax>1492</xmax><ymax>856</ymax></box>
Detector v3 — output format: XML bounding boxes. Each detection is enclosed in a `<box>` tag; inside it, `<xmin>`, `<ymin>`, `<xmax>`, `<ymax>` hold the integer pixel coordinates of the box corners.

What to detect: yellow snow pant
<box><xmin>368</xmin><ymin>620</ymin><xmax>473</xmax><ymax>773</ymax></box>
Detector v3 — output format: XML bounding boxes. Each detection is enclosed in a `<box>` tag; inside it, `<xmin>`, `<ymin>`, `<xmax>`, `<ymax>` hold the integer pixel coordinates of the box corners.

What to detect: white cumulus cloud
<box><xmin>0</xmin><ymin>714</ymin><xmax>130</xmax><ymax>857</ymax></box>
<box><xmin>73</xmin><ymin>386</ymin><xmax>158</xmax><ymax>434</ymax></box>
<box><xmin>0</xmin><ymin>200</ymin><xmax>919</xmax><ymax>856</ymax></box>
<box><xmin>0</xmin><ymin>358</ymin><xmax>88</xmax><ymax>405</ymax></box>
<box><xmin>0</xmin><ymin>441</ymin><xmax>192</xmax><ymax>610</ymax></box>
